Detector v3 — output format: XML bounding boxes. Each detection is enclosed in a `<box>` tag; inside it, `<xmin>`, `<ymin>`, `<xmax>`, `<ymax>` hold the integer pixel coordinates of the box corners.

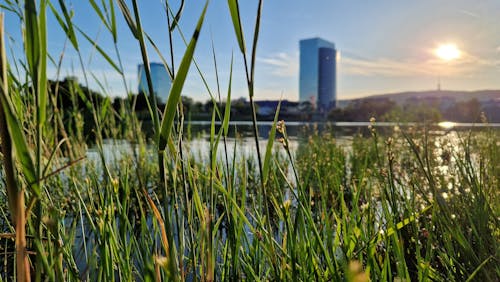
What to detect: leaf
<box><xmin>168</xmin><ymin>0</ymin><xmax>185</xmax><ymax>32</ymax></box>
<box><xmin>56</xmin><ymin>0</ymin><xmax>78</xmax><ymax>50</ymax></box>
<box><xmin>25</xmin><ymin>0</ymin><xmax>48</xmax><ymax>127</ymax></box>
<box><xmin>0</xmin><ymin>12</ymin><xmax>19</xmax><ymax>220</ymax></box>
<box><xmin>158</xmin><ymin>1</ymin><xmax>208</xmax><ymax>151</ymax></box>
<box><xmin>116</xmin><ymin>0</ymin><xmax>138</xmax><ymax>38</ymax></box>
<box><xmin>222</xmin><ymin>54</ymin><xmax>233</xmax><ymax>136</ymax></box>
<box><xmin>88</xmin><ymin>0</ymin><xmax>113</xmax><ymax>36</ymax></box>
<box><xmin>38</xmin><ymin>0</ymin><xmax>48</xmax><ymax>127</ymax></box>
<box><xmin>263</xmin><ymin>100</ymin><xmax>281</xmax><ymax>185</ymax></box>
<box><xmin>108</xmin><ymin>0</ymin><xmax>117</xmax><ymax>42</ymax></box>
<box><xmin>227</xmin><ymin>0</ymin><xmax>246</xmax><ymax>54</ymax></box>
<box><xmin>0</xmin><ymin>82</ymin><xmax>38</xmax><ymax>195</ymax></box>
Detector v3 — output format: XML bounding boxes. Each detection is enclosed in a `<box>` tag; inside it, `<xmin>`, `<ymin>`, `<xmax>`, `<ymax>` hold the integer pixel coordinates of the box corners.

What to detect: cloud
<box><xmin>258</xmin><ymin>49</ymin><xmax>500</xmax><ymax>81</ymax></box>
<box><xmin>257</xmin><ymin>52</ymin><xmax>298</xmax><ymax>77</ymax></box>
<box><xmin>458</xmin><ymin>9</ymin><xmax>479</xmax><ymax>18</ymax></box>
<box><xmin>340</xmin><ymin>50</ymin><xmax>500</xmax><ymax>78</ymax></box>
<box><xmin>341</xmin><ymin>56</ymin><xmax>433</xmax><ymax>77</ymax></box>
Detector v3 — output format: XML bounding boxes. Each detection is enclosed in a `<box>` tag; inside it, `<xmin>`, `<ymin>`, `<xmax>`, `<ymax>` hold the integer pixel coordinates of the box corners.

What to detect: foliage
<box><xmin>0</xmin><ymin>1</ymin><xmax>499</xmax><ymax>281</ymax></box>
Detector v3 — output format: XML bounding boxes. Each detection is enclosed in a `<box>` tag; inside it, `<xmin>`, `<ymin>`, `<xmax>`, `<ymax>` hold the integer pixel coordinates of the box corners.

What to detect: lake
<box><xmin>88</xmin><ymin>121</ymin><xmax>500</xmax><ymax>164</ymax></box>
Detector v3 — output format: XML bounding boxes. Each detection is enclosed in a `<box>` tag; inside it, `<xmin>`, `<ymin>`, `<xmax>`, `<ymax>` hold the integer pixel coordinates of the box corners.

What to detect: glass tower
<box><xmin>138</xmin><ymin>63</ymin><xmax>171</xmax><ymax>103</ymax></box>
<box><xmin>299</xmin><ymin>38</ymin><xmax>337</xmax><ymax>111</ymax></box>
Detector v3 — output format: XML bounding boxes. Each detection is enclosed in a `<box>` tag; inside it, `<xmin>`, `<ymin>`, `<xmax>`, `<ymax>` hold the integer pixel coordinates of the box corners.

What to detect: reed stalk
<box><xmin>0</xmin><ymin>1</ymin><xmax>499</xmax><ymax>281</ymax></box>
<box><xmin>0</xmin><ymin>12</ymin><xmax>32</xmax><ymax>282</ymax></box>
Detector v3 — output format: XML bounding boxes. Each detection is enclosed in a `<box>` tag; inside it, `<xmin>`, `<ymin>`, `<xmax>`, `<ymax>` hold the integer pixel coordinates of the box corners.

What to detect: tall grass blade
<box><xmin>263</xmin><ymin>101</ymin><xmax>281</xmax><ymax>185</ymax></box>
<box><xmin>168</xmin><ymin>0</ymin><xmax>185</xmax><ymax>32</ymax></box>
<box><xmin>249</xmin><ymin>0</ymin><xmax>263</xmax><ymax>89</ymax></box>
<box><xmin>0</xmin><ymin>12</ymin><xmax>32</xmax><ymax>282</ymax></box>
<box><xmin>158</xmin><ymin>1</ymin><xmax>208</xmax><ymax>151</ymax></box>
<box><xmin>222</xmin><ymin>55</ymin><xmax>233</xmax><ymax>136</ymax></box>
<box><xmin>37</xmin><ymin>0</ymin><xmax>48</xmax><ymax>128</ymax></box>
<box><xmin>116</xmin><ymin>0</ymin><xmax>138</xmax><ymax>38</ymax></box>
<box><xmin>0</xmin><ymin>12</ymin><xmax>17</xmax><ymax>220</ymax></box>
<box><xmin>226</xmin><ymin>0</ymin><xmax>246</xmax><ymax>53</ymax></box>
<box><xmin>88</xmin><ymin>0</ymin><xmax>113</xmax><ymax>35</ymax></box>
<box><xmin>0</xmin><ymin>68</ymin><xmax>37</xmax><ymax>194</ymax></box>
<box><xmin>54</xmin><ymin>0</ymin><xmax>77</xmax><ymax>48</ymax></box>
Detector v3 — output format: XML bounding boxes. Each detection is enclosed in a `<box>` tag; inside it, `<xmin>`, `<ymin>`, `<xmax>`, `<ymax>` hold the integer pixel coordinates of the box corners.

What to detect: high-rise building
<box><xmin>138</xmin><ymin>63</ymin><xmax>171</xmax><ymax>103</ymax></box>
<box><xmin>299</xmin><ymin>38</ymin><xmax>337</xmax><ymax>111</ymax></box>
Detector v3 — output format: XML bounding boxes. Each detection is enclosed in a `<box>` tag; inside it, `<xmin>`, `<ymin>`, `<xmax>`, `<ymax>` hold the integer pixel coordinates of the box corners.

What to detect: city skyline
<box><xmin>3</xmin><ymin>1</ymin><xmax>500</xmax><ymax>101</ymax></box>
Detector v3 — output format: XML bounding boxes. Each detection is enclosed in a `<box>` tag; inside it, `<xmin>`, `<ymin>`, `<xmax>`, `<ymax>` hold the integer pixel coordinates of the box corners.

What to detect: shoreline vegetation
<box><xmin>52</xmin><ymin>77</ymin><xmax>500</xmax><ymax>125</ymax></box>
<box><xmin>44</xmin><ymin>76</ymin><xmax>500</xmax><ymax>141</ymax></box>
<box><xmin>0</xmin><ymin>1</ymin><xmax>499</xmax><ymax>281</ymax></box>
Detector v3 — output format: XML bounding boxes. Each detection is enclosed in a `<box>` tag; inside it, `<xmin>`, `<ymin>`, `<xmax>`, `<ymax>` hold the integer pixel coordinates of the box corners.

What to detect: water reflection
<box><xmin>88</xmin><ymin>121</ymin><xmax>500</xmax><ymax>164</ymax></box>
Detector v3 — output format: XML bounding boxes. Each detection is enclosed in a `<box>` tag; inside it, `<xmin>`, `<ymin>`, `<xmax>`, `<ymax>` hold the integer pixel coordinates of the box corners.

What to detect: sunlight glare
<box><xmin>435</xmin><ymin>44</ymin><xmax>461</xmax><ymax>61</ymax></box>
<box><xmin>438</xmin><ymin>121</ymin><xmax>456</xmax><ymax>129</ymax></box>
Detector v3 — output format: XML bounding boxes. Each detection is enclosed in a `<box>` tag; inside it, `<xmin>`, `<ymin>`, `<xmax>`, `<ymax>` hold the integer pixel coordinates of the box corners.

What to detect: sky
<box><xmin>3</xmin><ymin>0</ymin><xmax>500</xmax><ymax>101</ymax></box>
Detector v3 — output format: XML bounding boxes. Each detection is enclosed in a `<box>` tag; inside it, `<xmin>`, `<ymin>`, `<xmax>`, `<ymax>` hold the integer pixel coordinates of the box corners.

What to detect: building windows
<box><xmin>299</xmin><ymin>38</ymin><xmax>337</xmax><ymax>112</ymax></box>
<box><xmin>138</xmin><ymin>63</ymin><xmax>171</xmax><ymax>103</ymax></box>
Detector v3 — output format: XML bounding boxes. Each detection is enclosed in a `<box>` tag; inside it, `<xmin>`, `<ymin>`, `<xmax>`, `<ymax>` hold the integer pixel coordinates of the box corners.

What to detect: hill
<box><xmin>339</xmin><ymin>89</ymin><xmax>500</xmax><ymax>107</ymax></box>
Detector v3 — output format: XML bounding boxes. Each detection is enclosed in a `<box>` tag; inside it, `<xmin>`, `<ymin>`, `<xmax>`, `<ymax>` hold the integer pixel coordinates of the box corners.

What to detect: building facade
<box><xmin>138</xmin><ymin>63</ymin><xmax>171</xmax><ymax>103</ymax></box>
<box><xmin>299</xmin><ymin>38</ymin><xmax>337</xmax><ymax>112</ymax></box>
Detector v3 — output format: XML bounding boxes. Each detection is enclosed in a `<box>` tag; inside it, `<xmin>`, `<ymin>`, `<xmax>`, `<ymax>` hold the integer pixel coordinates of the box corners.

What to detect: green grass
<box><xmin>0</xmin><ymin>1</ymin><xmax>499</xmax><ymax>281</ymax></box>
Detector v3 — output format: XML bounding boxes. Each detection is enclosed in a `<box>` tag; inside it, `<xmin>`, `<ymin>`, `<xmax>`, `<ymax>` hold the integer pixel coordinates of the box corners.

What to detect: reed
<box><xmin>0</xmin><ymin>1</ymin><xmax>498</xmax><ymax>281</ymax></box>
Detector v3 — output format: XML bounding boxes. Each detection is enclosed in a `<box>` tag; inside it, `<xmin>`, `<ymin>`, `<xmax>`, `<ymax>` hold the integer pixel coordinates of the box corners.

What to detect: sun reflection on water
<box><xmin>438</xmin><ymin>121</ymin><xmax>456</xmax><ymax>129</ymax></box>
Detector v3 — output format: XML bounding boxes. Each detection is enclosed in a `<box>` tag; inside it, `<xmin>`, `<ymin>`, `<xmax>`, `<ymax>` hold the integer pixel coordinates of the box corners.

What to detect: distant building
<box><xmin>138</xmin><ymin>63</ymin><xmax>171</xmax><ymax>103</ymax></box>
<box><xmin>299</xmin><ymin>38</ymin><xmax>337</xmax><ymax>112</ymax></box>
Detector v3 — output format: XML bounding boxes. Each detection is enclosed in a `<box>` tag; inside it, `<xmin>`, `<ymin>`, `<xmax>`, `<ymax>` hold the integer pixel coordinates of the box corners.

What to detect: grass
<box><xmin>0</xmin><ymin>1</ymin><xmax>499</xmax><ymax>281</ymax></box>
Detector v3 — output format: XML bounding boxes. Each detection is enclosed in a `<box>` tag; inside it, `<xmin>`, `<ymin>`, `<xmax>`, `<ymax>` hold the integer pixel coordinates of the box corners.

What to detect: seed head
<box><xmin>276</xmin><ymin>120</ymin><xmax>285</xmax><ymax>134</ymax></box>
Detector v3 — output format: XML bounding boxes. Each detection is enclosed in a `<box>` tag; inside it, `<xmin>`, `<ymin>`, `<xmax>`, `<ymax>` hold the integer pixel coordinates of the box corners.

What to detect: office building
<box><xmin>138</xmin><ymin>63</ymin><xmax>171</xmax><ymax>103</ymax></box>
<box><xmin>299</xmin><ymin>38</ymin><xmax>337</xmax><ymax>111</ymax></box>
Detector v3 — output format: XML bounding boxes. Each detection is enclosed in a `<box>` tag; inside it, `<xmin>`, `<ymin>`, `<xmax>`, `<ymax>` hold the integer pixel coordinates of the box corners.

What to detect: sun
<box><xmin>435</xmin><ymin>44</ymin><xmax>461</xmax><ymax>61</ymax></box>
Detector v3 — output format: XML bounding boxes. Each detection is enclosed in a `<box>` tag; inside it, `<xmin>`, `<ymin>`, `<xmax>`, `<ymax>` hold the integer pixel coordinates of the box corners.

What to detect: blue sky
<box><xmin>3</xmin><ymin>0</ymin><xmax>500</xmax><ymax>101</ymax></box>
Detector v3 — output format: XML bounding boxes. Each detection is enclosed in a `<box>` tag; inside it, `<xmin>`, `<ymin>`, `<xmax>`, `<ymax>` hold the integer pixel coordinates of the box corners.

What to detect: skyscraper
<box><xmin>299</xmin><ymin>38</ymin><xmax>337</xmax><ymax>112</ymax></box>
<box><xmin>138</xmin><ymin>63</ymin><xmax>171</xmax><ymax>103</ymax></box>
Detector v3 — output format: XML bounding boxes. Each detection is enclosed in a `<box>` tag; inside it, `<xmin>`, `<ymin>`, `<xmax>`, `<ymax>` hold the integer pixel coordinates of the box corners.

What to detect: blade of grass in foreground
<box><xmin>0</xmin><ymin>12</ymin><xmax>17</xmax><ymax>221</ymax></box>
<box><xmin>263</xmin><ymin>100</ymin><xmax>281</xmax><ymax>185</ymax></box>
<box><xmin>158</xmin><ymin>1</ymin><xmax>208</xmax><ymax>151</ymax></box>
<box><xmin>0</xmin><ymin>11</ymin><xmax>33</xmax><ymax>282</ymax></box>
<box><xmin>227</xmin><ymin>0</ymin><xmax>245</xmax><ymax>54</ymax></box>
